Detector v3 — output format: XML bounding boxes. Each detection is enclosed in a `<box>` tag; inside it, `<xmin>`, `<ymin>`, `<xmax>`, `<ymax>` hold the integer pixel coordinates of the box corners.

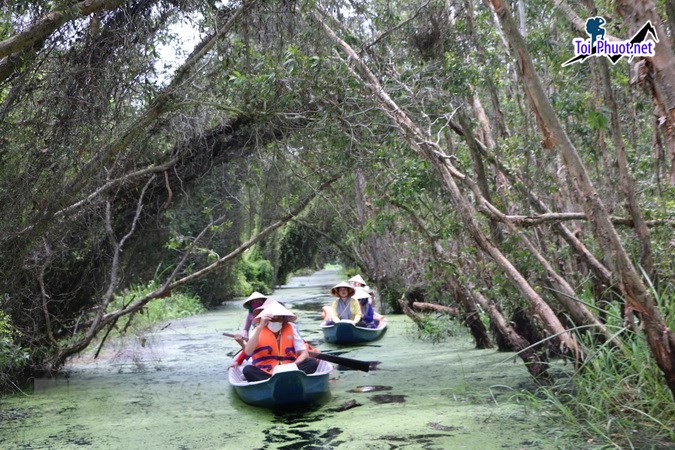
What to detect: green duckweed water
<box><xmin>0</xmin><ymin>269</ymin><xmax>589</xmax><ymax>449</ymax></box>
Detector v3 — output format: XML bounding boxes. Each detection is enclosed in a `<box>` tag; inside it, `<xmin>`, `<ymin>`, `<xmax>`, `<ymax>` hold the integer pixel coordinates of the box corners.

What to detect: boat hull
<box><xmin>229</xmin><ymin>360</ymin><xmax>332</xmax><ymax>408</ymax></box>
<box><xmin>321</xmin><ymin>319</ymin><xmax>388</xmax><ymax>344</ymax></box>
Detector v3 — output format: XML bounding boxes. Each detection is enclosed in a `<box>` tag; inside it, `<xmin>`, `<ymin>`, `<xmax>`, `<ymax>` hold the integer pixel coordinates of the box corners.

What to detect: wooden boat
<box><xmin>228</xmin><ymin>359</ymin><xmax>333</xmax><ymax>408</ymax></box>
<box><xmin>320</xmin><ymin>318</ymin><xmax>388</xmax><ymax>344</ymax></box>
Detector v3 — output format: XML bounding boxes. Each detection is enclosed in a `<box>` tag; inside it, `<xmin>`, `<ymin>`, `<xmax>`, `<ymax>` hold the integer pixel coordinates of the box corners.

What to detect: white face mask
<box><xmin>267</xmin><ymin>322</ymin><xmax>283</xmax><ymax>333</ymax></box>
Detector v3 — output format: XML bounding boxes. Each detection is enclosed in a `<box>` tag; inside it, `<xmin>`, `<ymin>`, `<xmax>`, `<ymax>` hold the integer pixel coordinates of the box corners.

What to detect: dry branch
<box><xmin>48</xmin><ymin>173</ymin><xmax>342</xmax><ymax>371</ymax></box>
<box><xmin>0</xmin><ymin>0</ymin><xmax>126</xmax><ymax>60</ymax></box>
<box><xmin>412</xmin><ymin>302</ymin><xmax>460</xmax><ymax>316</ymax></box>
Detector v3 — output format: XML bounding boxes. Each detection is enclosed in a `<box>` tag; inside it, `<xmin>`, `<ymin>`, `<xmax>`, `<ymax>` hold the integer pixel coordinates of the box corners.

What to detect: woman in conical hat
<box><xmin>240</xmin><ymin>291</ymin><xmax>268</xmax><ymax>339</ymax></box>
<box><xmin>253</xmin><ymin>301</ymin><xmax>297</xmax><ymax>323</ymax></box>
<box><xmin>229</xmin><ymin>298</ymin><xmax>292</xmax><ymax>369</ymax></box>
<box><xmin>228</xmin><ymin>291</ymin><xmax>270</xmax><ymax>367</ymax></box>
<box><xmin>354</xmin><ymin>287</ymin><xmax>377</xmax><ymax>328</ymax></box>
<box><xmin>347</xmin><ymin>274</ymin><xmax>367</xmax><ymax>287</ymax></box>
<box><xmin>243</xmin><ymin>302</ymin><xmax>318</xmax><ymax>382</ymax></box>
<box><xmin>252</xmin><ymin>297</ymin><xmax>280</xmax><ymax>317</ymax></box>
<box><xmin>325</xmin><ymin>281</ymin><xmax>361</xmax><ymax>325</ymax></box>
<box><xmin>330</xmin><ymin>281</ymin><xmax>356</xmax><ymax>298</ymax></box>
<box><xmin>244</xmin><ymin>291</ymin><xmax>268</xmax><ymax>307</ymax></box>
<box><xmin>348</xmin><ymin>275</ymin><xmax>377</xmax><ymax>310</ymax></box>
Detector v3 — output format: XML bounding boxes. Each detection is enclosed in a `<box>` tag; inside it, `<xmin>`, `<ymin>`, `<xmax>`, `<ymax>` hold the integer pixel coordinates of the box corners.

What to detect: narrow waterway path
<box><xmin>0</xmin><ymin>269</ymin><xmax>586</xmax><ymax>449</ymax></box>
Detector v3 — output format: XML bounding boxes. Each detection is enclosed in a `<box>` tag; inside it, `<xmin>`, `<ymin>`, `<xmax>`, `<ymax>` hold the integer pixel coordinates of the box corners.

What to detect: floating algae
<box><xmin>369</xmin><ymin>394</ymin><xmax>407</xmax><ymax>404</ymax></box>
<box><xmin>0</xmin><ymin>268</ymin><xmax>588</xmax><ymax>449</ymax></box>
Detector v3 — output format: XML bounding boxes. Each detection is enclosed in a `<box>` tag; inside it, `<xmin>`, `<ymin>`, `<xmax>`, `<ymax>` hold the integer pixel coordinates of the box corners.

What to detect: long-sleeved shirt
<box><xmin>241</xmin><ymin>312</ymin><xmax>255</xmax><ymax>338</ymax></box>
<box><xmin>360</xmin><ymin>302</ymin><xmax>374</xmax><ymax>324</ymax></box>
<box><xmin>331</xmin><ymin>297</ymin><xmax>362</xmax><ymax>323</ymax></box>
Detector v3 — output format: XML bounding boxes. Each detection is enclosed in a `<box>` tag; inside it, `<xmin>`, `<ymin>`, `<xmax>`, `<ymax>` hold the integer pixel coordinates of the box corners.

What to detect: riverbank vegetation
<box><xmin>0</xmin><ymin>1</ymin><xmax>673</xmax><ymax>447</ymax></box>
<box><xmin>528</xmin><ymin>289</ymin><xmax>675</xmax><ymax>447</ymax></box>
<box><xmin>106</xmin><ymin>281</ymin><xmax>206</xmax><ymax>334</ymax></box>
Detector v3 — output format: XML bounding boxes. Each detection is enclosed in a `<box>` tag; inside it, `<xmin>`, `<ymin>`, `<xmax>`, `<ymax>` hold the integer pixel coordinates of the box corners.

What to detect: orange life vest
<box><xmin>250</xmin><ymin>323</ymin><xmax>297</xmax><ymax>374</ymax></box>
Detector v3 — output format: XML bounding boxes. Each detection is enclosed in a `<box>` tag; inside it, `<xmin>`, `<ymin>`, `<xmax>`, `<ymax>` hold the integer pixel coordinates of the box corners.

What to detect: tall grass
<box><xmin>106</xmin><ymin>280</ymin><xmax>206</xmax><ymax>335</ymax></box>
<box><xmin>415</xmin><ymin>314</ymin><xmax>458</xmax><ymax>343</ymax></box>
<box><xmin>522</xmin><ymin>287</ymin><xmax>675</xmax><ymax>448</ymax></box>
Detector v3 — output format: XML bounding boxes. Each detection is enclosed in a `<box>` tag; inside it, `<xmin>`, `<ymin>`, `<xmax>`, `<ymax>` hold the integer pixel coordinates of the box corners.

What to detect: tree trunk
<box><xmin>458</xmin><ymin>110</ymin><xmax>503</xmax><ymax>243</ymax></box>
<box><xmin>465</xmin><ymin>0</ymin><xmax>509</xmax><ymax>139</ymax></box>
<box><xmin>413</xmin><ymin>302</ymin><xmax>460</xmax><ymax>316</ymax></box>
<box><xmin>0</xmin><ymin>0</ymin><xmax>126</xmax><ymax>60</ymax></box>
<box><xmin>615</xmin><ymin>0</ymin><xmax>675</xmax><ymax>186</ymax></box>
<box><xmin>313</xmin><ymin>7</ymin><xmax>581</xmax><ymax>357</ymax></box>
<box><xmin>489</xmin><ymin>0</ymin><xmax>675</xmax><ymax>396</ymax></box>
<box><xmin>597</xmin><ymin>58</ymin><xmax>655</xmax><ymax>276</ymax></box>
<box><xmin>447</xmin><ymin>279</ymin><xmax>494</xmax><ymax>350</ymax></box>
<box><xmin>354</xmin><ymin>169</ymin><xmax>387</xmax><ymax>287</ymax></box>
<box><xmin>590</xmin><ymin>62</ymin><xmax>617</xmax><ymax>211</ymax></box>
<box><xmin>395</xmin><ymin>201</ymin><xmax>493</xmax><ymax>350</ymax></box>
<box><xmin>472</xmin><ymin>288</ymin><xmax>552</xmax><ymax>384</ymax></box>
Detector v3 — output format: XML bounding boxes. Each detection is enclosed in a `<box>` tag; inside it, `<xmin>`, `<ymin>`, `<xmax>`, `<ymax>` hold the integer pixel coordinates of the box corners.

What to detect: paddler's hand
<box><xmin>258</xmin><ymin>313</ymin><xmax>273</xmax><ymax>327</ymax></box>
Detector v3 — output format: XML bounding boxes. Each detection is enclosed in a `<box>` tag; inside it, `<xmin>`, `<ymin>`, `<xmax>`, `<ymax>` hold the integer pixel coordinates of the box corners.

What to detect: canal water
<box><xmin>0</xmin><ymin>268</ymin><xmax>587</xmax><ymax>449</ymax></box>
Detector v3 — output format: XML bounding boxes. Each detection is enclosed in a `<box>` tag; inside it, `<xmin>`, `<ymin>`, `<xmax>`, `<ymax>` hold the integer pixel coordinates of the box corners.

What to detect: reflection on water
<box><xmin>369</xmin><ymin>394</ymin><xmax>407</xmax><ymax>404</ymax></box>
<box><xmin>33</xmin><ymin>376</ymin><xmax>63</xmax><ymax>392</ymax></box>
<box><xmin>0</xmin><ymin>268</ymin><xmax>586</xmax><ymax>449</ymax></box>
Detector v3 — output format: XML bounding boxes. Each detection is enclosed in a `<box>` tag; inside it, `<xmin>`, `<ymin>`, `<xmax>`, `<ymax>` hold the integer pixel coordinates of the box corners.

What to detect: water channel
<box><xmin>0</xmin><ymin>268</ymin><xmax>588</xmax><ymax>449</ymax></box>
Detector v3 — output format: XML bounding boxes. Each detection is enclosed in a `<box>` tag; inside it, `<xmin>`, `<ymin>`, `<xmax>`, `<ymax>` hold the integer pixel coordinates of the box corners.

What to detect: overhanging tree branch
<box><xmin>502</xmin><ymin>212</ymin><xmax>675</xmax><ymax>227</ymax></box>
<box><xmin>48</xmin><ymin>172</ymin><xmax>342</xmax><ymax>371</ymax></box>
<box><xmin>0</xmin><ymin>0</ymin><xmax>126</xmax><ymax>60</ymax></box>
<box><xmin>311</xmin><ymin>6</ymin><xmax>582</xmax><ymax>357</ymax></box>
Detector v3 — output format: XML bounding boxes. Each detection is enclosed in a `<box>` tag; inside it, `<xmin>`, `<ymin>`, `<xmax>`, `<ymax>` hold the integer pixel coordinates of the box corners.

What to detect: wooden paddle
<box><xmin>222</xmin><ymin>332</ymin><xmax>371</xmax><ymax>372</ymax></box>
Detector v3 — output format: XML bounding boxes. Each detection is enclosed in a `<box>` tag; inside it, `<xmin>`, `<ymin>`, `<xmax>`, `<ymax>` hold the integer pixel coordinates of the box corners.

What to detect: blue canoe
<box><xmin>228</xmin><ymin>360</ymin><xmax>333</xmax><ymax>408</ymax></box>
<box><xmin>320</xmin><ymin>318</ymin><xmax>388</xmax><ymax>344</ymax></box>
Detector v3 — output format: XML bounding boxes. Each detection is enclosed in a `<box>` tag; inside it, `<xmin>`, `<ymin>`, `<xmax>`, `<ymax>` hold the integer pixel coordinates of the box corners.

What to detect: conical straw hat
<box><xmin>331</xmin><ymin>281</ymin><xmax>356</xmax><ymax>297</ymax></box>
<box><xmin>353</xmin><ymin>287</ymin><xmax>371</xmax><ymax>299</ymax></box>
<box><xmin>348</xmin><ymin>274</ymin><xmax>367</xmax><ymax>286</ymax></box>
<box><xmin>254</xmin><ymin>301</ymin><xmax>297</xmax><ymax>322</ymax></box>
<box><xmin>252</xmin><ymin>297</ymin><xmax>279</xmax><ymax>316</ymax></box>
<box><xmin>243</xmin><ymin>291</ymin><xmax>267</xmax><ymax>307</ymax></box>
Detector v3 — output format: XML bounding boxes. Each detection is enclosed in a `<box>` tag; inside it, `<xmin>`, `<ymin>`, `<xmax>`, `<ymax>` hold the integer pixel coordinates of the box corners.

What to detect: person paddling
<box><xmin>242</xmin><ymin>302</ymin><xmax>319</xmax><ymax>382</ymax></box>
<box><xmin>238</xmin><ymin>291</ymin><xmax>268</xmax><ymax>342</ymax></box>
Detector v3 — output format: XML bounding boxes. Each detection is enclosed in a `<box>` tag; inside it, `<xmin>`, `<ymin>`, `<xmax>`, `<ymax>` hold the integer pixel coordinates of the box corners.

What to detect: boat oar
<box><xmin>307</xmin><ymin>351</ymin><xmax>371</xmax><ymax>372</ymax></box>
<box><xmin>222</xmin><ymin>332</ymin><xmax>371</xmax><ymax>372</ymax></box>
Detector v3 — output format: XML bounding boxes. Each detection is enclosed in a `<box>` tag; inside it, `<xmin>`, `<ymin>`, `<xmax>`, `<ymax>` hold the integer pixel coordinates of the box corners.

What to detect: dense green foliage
<box><xmin>106</xmin><ymin>281</ymin><xmax>206</xmax><ymax>334</ymax></box>
<box><xmin>0</xmin><ymin>310</ymin><xmax>29</xmax><ymax>391</ymax></box>
<box><xmin>277</xmin><ymin>222</ymin><xmax>322</xmax><ymax>285</ymax></box>
<box><xmin>238</xmin><ymin>253</ymin><xmax>276</xmax><ymax>294</ymax></box>
<box><xmin>0</xmin><ymin>0</ymin><xmax>673</xmax><ymax>445</ymax></box>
